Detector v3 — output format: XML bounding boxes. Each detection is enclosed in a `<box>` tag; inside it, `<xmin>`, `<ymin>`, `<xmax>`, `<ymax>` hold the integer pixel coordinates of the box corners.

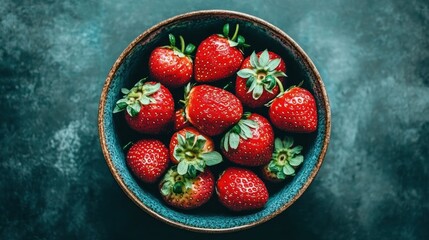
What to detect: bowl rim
<box><xmin>98</xmin><ymin>9</ymin><xmax>331</xmax><ymax>233</ymax></box>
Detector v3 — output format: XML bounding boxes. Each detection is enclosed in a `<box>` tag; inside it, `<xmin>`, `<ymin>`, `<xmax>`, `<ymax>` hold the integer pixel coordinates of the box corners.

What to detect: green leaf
<box><xmin>283</xmin><ymin>136</ymin><xmax>294</xmax><ymax>148</ymax></box>
<box><xmin>121</xmin><ymin>88</ymin><xmax>130</xmax><ymax>94</ymax></box>
<box><xmin>283</xmin><ymin>164</ymin><xmax>295</xmax><ymax>176</ymax></box>
<box><xmin>266</xmin><ymin>58</ymin><xmax>281</xmax><ymax>71</ymax></box>
<box><xmin>247</xmin><ymin>76</ymin><xmax>258</xmax><ymax>93</ymax></box>
<box><xmin>237</xmin><ymin>35</ymin><xmax>245</xmax><ymax>45</ymax></box>
<box><xmin>222</xmin><ymin>132</ymin><xmax>230</xmax><ymax>152</ymax></box>
<box><xmin>223</xmin><ymin>23</ymin><xmax>230</xmax><ymax>38</ymax></box>
<box><xmin>269</xmin><ymin>163</ymin><xmax>282</xmax><ymax>173</ymax></box>
<box><xmin>194</xmin><ymin>163</ymin><xmax>205</xmax><ymax>172</ymax></box>
<box><xmin>160</xmin><ymin>181</ymin><xmax>172</xmax><ymax>196</ymax></box>
<box><xmin>185</xmin><ymin>131</ymin><xmax>196</xmax><ymax>147</ymax></box>
<box><xmin>252</xmin><ymin>84</ymin><xmax>264</xmax><ymax>100</ymax></box>
<box><xmin>273</xmin><ymin>71</ymin><xmax>287</xmax><ymax>77</ymax></box>
<box><xmin>177</xmin><ymin>134</ymin><xmax>186</xmax><ymax>146</ymax></box>
<box><xmin>173</xmin><ymin>145</ymin><xmax>182</xmax><ymax>161</ymax></box>
<box><xmin>264</xmin><ymin>75</ymin><xmax>276</xmax><ymax>91</ymax></box>
<box><xmin>258</xmin><ymin>50</ymin><xmax>269</xmax><ymax>67</ymax></box>
<box><xmin>184</xmin><ymin>43</ymin><xmax>196</xmax><ymax>55</ymax></box>
<box><xmin>173</xmin><ymin>182</ymin><xmax>185</xmax><ymax>194</ymax></box>
<box><xmin>274</xmin><ymin>138</ymin><xmax>283</xmax><ymax>150</ymax></box>
<box><xmin>250</xmin><ymin>51</ymin><xmax>259</xmax><ymax>68</ymax></box>
<box><xmin>290</xmin><ymin>145</ymin><xmax>303</xmax><ymax>155</ymax></box>
<box><xmin>113</xmin><ymin>105</ymin><xmax>124</xmax><ymax>113</ymax></box>
<box><xmin>241</xmin><ymin>119</ymin><xmax>258</xmax><ymax>129</ymax></box>
<box><xmin>194</xmin><ymin>136</ymin><xmax>207</xmax><ymax>150</ymax></box>
<box><xmin>169</xmin><ymin>34</ymin><xmax>176</xmax><ymax>46</ymax></box>
<box><xmin>229</xmin><ymin>132</ymin><xmax>240</xmax><ymax>149</ymax></box>
<box><xmin>240</xmin><ymin>123</ymin><xmax>253</xmax><ymax>139</ymax></box>
<box><xmin>139</xmin><ymin>96</ymin><xmax>150</xmax><ymax>105</ymax></box>
<box><xmin>188</xmin><ymin>165</ymin><xmax>197</xmax><ymax>178</ymax></box>
<box><xmin>126</xmin><ymin>105</ymin><xmax>133</xmax><ymax>117</ymax></box>
<box><xmin>276</xmin><ymin>171</ymin><xmax>286</xmax><ymax>180</ymax></box>
<box><xmin>130</xmin><ymin>102</ymin><xmax>141</xmax><ymax>116</ymax></box>
<box><xmin>237</xmin><ymin>68</ymin><xmax>255</xmax><ymax>78</ymax></box>
<box><xmin>201</xmin><ymin>151</ymin><xmax>223</xmax><ymax>166</ymax></box>
<box><xmin>289</xmin><ymin>155</ymin><xmax>304</xmax><ymax>167</ymax></box>
<box><xmin>228</xmin><ymin>40</ymin><xmax>238</xmax><ymax>47</ymax></box>
<box><xmin>177</xmin><ymin>161</ymin><xmax>189</xmax><ymax>175</ymax></box>
<box><xmin>246</xmin><ymin>76</ymin><xmax>256</xmax><ymax>89</ymax></box>
<box><xmin>143</xmin><ymin>83</ymin><xmax>160</xmax><ymax>95</ymax></box>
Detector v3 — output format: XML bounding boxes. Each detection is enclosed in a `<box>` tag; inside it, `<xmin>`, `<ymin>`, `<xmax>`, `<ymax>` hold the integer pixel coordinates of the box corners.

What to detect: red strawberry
<box><xmin>184</xmin><ymin>84</ymin><xmax>243</xmax><ymax>136</ymax></box>
<box><xmin>113</xmin><ymin>79</ymin><xmax>175</xmax><ymax>134</ymax></box>
<box><xmin>149</xmin><ymin>34</ymin><xmax>195</xmax><ymax>88</ymax></box>
<box><xmin>261</xmin><ymin>136</ymin><xmax>304</xmax><ymax>182</ymax></box>
<box><xmin>235</xmin><ymin>50</ymin><xmax>287</xmax><ymax>108</ymax></box>
<box><xmin>159</xmin><ymin>167</ymin><xmax>214</xmax><ymax>210</ymax></box>
<box><xmin>173</xmin><ymin>109</ymin><xmax>191</xmax><ymax>131</ymax></box>
<box><xmin>126</xmin><ymin>139</ymin><xmax>169</xmax><ymax>183</ymax></box>
<box><xmin>194</xmin><ymin>23</ymin><xmax>249</xmax><ymax>82</ymax></box>
<box><xmin>216</xmin><ymin>167</ymin><xmax>269</xmax><ymax>211</ymax></box>
<box><xmin>169</xmin><ymin>127</ymin><xmax>222</xmax><ymax>177</ymax></box>
<box><xmin>268</xmin><ymin>85</ymin><xmax>318</xmax><ymax>133</ymax></box>
<box><xmin>221</xmin><ymin>113</ymin><xmax>274</xmax><ymax>166</ymax></box>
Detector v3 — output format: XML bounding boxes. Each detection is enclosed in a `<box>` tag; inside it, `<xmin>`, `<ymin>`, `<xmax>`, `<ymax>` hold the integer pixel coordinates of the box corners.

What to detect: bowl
<box><xmin>98</xmin><ymin>10</ymin><xmax>331</xmax><ymax>232</ymax></box>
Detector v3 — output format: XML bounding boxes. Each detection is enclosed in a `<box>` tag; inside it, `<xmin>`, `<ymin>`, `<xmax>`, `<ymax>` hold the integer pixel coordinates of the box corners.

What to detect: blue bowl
<box><xmin>98</xmin><ymin>10</ymin><xmax>331</xmax><ymax>232</ymax></box>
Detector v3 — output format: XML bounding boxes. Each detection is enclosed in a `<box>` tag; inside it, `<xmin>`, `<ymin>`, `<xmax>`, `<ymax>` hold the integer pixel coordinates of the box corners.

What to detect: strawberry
<box><xmin>268</xmin><ymin>85</ymin><xmax>318</xmax><ymax>133</ymax></box>
<box><xmin>194</xmin><ymin>23</ymin><xmax>249</xmax><ymax>82</ymax></box>
<box><xmin>126</xmin><ymin>139</ymin><xmax>169</xmax><ymax>183</ymax></box>
<box><xmin>183</xmin><ymin>84</ymin><xmax>243</xmax><ymax>136</ymax></box>
<box><xmin>149</xmin><ymin>34</ymin><xmax>195</xmax><ymax>88</ymax></box>
<box><xmin>113</xmin><ymin>78</ymin><xmax>175</xmax><ymax>134</ymax></box>
<box><xmin>159</xmin><ymin>167</ymin><xmax>214</xmax><ymax>210</ymax></box>
<box><xmin>169</xmin><ymin>127</ymin><xmax>222</xmax><ymax>177</ymax></box>
<box><xmin>262</xmin><ymin>136</ymin><xmax>304</xmax><ymax>182</ymax></box>
<box><xmin>216</xmin><ymin>167</ymin><xmax>269</xmax><ymax>211</ymax></box>
<box><xmin>173</xmin><ymin>109</ymin><xmax>190</xmax><ymax>131</ymax></box>
<box><xmin>235</xmin><ymin>50</ymin><xmax>287</xmax><ymax>108</ymax></box>
<box><xmin>221</xmin><ymin>113</ymin><xmax>274</xmax><ymax>166</ymax></box>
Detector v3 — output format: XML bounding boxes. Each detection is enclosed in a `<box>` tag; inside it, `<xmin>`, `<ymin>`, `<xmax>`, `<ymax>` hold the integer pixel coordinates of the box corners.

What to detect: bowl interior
<box><xmin>99</xmin><ymin>11</ymin><xmax>330</xmax><ymax>232</ymax></box>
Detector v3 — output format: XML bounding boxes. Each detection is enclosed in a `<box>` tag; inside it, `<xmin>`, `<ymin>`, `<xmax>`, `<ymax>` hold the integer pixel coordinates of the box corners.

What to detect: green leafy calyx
<box><xmin>237</xmin><ymin>50</ymin><xmax>287</xmax><ymax>100</ymax></box>
<box><xmin>220</xmin><ymin>23</ymin><xmax>250</xmax><ymax>49</ymax></box>
<box><xmin>113</xmin><ymin>78</ymin><xmax>160</xmax><ymax>117</ymax></box>
<box><xmin>173</xmin><ymin>131</ymin><xmax>222</xmax><ymax>178</ymax></box>
<box><xmin>160</xmin><ymin>167</ymin><xmax>194</xmax><ymax>196</ymax></box>
<box><xmin>267</xmin><ymin>136</ymin><xmax>304</xmax><ymax>179</ymax></box>
<box><xmin>165</xmin><ymin>34</ymin><xmax>195</xmax><ymax>59</ymax></box>
<box><xmin>221</xmin><ymin>113</ymin><xmax>259</xmax><ymax>152</ymax></box>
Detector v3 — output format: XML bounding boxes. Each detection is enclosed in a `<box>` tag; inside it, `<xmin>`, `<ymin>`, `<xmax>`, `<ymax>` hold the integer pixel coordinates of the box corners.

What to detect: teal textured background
<box><xmin>0</xmin><ymin>0</ymin><xmax>428</xmax><ymax>239</ymax></box>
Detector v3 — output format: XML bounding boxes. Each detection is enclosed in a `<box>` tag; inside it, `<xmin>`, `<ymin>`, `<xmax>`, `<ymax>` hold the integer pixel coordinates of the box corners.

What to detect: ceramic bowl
<box><xmin>98</xmin><ymin>10</ymin><xmax>331</xmax><ymax>232</ymax></box>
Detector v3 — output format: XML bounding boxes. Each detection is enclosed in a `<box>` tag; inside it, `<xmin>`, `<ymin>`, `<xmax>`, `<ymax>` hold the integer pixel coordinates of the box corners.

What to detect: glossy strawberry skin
<box><xmin>173</xmin><ymin>109</ymin><xmax>191</xmax><ymax>132</ymax></box>
<box><xmin>269</xmin><ymin>87</ymin><xmax>318</xmax><ymax>133</ymax></box>
<box><xmin>216</xmin><ymin>167</ymin><xmax>269</xmax><ymax>211</ymax></box>
<box><xmin>235</xmin><ymin>51</ymin><xmax>286</xmax><ymax>108</ymax></box>
<box><xmin>186</xmin><ymin>85</ymin><xmax>243</xmax><ymax>136</ymax></box>
<box><xmin>221</xmin><ymin>114</ymin><xmax>274</xmax><ymax>166</ymax></box>
<box><xmin>169</xmin><ymin>127</ymin><xmax>215</xmax><ymax>164</ymax></box>
<box><xmin>149</xmin><ymin>47</ymin><xmax>193</xmax><ymax>88</ymax></box>
<box><xmin>160</xmin><ymin>169</ymin><xmax>214</xmax><ymax>210</ymax></box>
<box><xmin>126</xmin><ymin>139</ymin><xmax>169</xmax><ymax>183</ymax></box>
<box><xmin>125</xmin><ymin>82</ymin><xmax>175</xmax><ymax>134</ymax></box>
<box><xmin>194</xmin><ymin>35</ymin><xmax>243</xmax><ymax>82</ymax></box>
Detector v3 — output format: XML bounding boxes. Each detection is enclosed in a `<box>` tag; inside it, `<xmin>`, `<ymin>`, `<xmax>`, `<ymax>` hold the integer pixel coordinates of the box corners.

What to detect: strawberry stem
<box><xmin>231</xmin><ymin>24</ymin><xmax>239</xmax><ymax>41</ymax></box>
<box><xmin>275</xmin><ymin>77</ymin><xmax>285</xmax><ymax>94</ymax></box>
<box><xmin>179</xmin><ymin>35</ymin><xmax>185</xmax><ymax>53</ymax></box>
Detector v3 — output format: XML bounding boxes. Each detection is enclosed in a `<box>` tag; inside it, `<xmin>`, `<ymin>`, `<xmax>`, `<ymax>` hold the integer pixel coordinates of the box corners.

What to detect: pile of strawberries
<box><xmin>113</xmin><ymin>24</ymin><xmax>318</xmax><ymax>212</ymax></box>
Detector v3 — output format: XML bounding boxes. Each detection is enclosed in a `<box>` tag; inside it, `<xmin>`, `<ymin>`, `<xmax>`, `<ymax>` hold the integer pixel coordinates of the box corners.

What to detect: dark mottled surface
<box><xmin>1</xmin><ymin>0</ymin><xmax>428</xmax><ymax>239</ymax></box>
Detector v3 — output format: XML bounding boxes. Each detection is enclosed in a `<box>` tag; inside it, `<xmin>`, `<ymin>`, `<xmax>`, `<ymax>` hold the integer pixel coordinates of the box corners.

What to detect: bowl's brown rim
<box><xmin>98</xmin><ymin>9</ymin><xmax>331</xmax><ymax>233</ymax></box>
